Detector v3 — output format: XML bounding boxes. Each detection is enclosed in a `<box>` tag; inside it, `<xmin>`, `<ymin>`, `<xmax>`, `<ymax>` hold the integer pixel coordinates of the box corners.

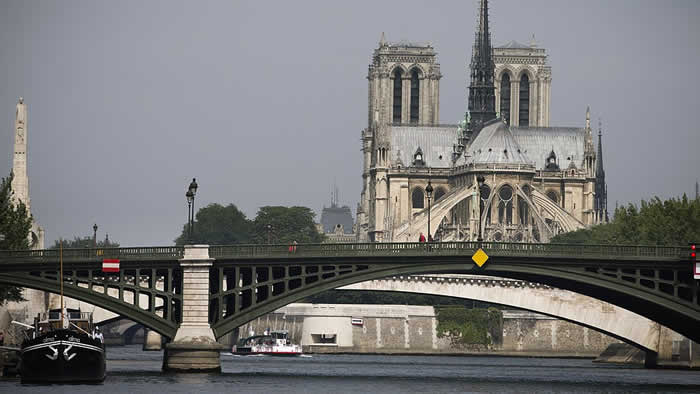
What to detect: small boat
<box><xmin>233</xmin><ymin>330</ymin><xmax>302</xmax><ymax>356</ymax></box>
<box><xmin>18</xmin><ymin>308</ymin><xmax>106</xmax><ymax>383</ymax></box>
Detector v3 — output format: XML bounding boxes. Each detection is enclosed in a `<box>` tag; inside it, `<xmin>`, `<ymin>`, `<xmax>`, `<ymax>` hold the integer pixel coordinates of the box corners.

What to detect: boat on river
<box><xmin>18</xmin><ymin>308</ymin><xmax>106</xmax><ymax>383</ymax></box>
<box><xmin>233</xmin><ymin>330</ymin><xmax>302</xmax><ymax>356</ymax></box>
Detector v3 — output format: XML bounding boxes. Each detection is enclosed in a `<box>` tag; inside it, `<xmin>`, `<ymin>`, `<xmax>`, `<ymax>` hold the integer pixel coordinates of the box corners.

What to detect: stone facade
<box><xmin>357</xmin><ymin>3</ymin><xmax>608</xmax><ymax>243</ymax></box>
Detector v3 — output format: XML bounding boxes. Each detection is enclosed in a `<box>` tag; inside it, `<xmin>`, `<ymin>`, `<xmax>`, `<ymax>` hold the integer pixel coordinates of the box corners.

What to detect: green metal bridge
<box><xmin>0</xmin><ymin>242</ymin><xmax>697</xmax><ymax>344</ymax></box>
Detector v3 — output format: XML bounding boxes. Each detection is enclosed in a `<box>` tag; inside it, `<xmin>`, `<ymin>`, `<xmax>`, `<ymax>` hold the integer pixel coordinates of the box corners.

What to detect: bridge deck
<box><xmin>0</xmin><ymin>242</ymin><xmax>686</xmax><ymax>265</ymax></box>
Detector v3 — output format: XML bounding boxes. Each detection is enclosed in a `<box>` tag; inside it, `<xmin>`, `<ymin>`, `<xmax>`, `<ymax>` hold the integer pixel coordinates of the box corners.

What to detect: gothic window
<box><xmin>412</xmin><ymin>188</ymin><xmax>424</xmax><ymax>209</ymax></box>
<box><xmin>546</xmin><ymin>190</ymin><xmax>559</xmax><ymax>204</ymax></box>
<box><xmin>497</xmin><ymin>185</ymin><xmax>514</xmax><ymax>225</ymax></box>
<box><xmin>434</xmin><ymin>187</ymin><xmax>446</xmax><ymax>202</ymax></box>
<box><xmin>410</xmin><ymin>70</ymin><xmax>420</xmax><ymax>123</ymax></box>
<box><xmin>500</xmin><ymin>72</ymin><xmax>511</xmax><ymax>124</ymax></box>
<box><xmin>519</xmin><ymin>74</ymin><xmax>530</xmax><ymax>126</ymax></box>
<box><xmin>393</xmin><ymin>69</ymin><xmax>403</xmax><ymax>123</ymax></box>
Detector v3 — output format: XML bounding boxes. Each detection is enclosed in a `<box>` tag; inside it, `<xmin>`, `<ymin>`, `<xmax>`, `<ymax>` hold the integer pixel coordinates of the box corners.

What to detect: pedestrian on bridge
<box><xmin>418</xmin><ymin>233</ymin><xmax>426</xmax><ymax>243</ymax></box>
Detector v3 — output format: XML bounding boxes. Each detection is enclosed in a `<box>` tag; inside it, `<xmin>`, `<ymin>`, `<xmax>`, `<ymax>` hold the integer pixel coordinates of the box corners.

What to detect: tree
<box><xmin>0</xmin><ymin>172</ymin><xmax>33</xmax><ymax>304</ymax></box>
<box><xmin>251</xmin><ymin>206</ymin><xmax>324</xmax><ymax>244</ymax></box>
<box><xmin>552</xmin><ymin>195</ymin><xmax>700</xmax><ymax>245</ymax></box>
<box><xmin>51</xmin><ymin>236</ymin><xmax>120</xmax><ymax>249</ymax></box>
<box><xmin>174</xmin><ymin>203</ymin><xmax>252</xmax><ymax>245</ymax></box>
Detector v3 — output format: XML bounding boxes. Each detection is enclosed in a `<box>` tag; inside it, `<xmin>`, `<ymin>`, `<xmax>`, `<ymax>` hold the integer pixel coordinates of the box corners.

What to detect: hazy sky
<box><xmin>1</xmin><ymin>0</ymin><xmax>699</xmax><ymax>246</ymax></box>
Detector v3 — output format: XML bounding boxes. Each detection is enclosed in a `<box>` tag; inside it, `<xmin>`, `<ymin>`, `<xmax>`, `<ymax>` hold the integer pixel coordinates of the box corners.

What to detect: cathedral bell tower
<box><xmin>366</xmin><ymin>33</ymin><xmax>442</xmax><ymax>128</ymax></box>
<box><xmin>467</xmin><ymin>0</ymin><xmax>497</xmax><ymax>134</ymax></box>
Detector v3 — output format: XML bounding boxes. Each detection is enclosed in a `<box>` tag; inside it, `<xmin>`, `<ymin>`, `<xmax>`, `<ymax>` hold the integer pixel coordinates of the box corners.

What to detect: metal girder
<box><xmin>0</xmin><ymin>242</ymin><xmax>695</xmax><ymax>344</ymax></box>
<box><xmin>208</xmin><ymin>256</ymin><xmax>699</xmax><ymax>343</ymax></box>
<box><xmin>0</xmin><ymin>262</ymin><xmax>182</xmax><ymax>339</ymax></box>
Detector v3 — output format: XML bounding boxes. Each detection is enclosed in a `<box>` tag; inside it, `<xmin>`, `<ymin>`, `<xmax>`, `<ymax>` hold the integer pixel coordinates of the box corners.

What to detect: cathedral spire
<box><xmin>596</xmin><ymin>119</ymin><xmax>604</xmax><ymax>176</ymax></box>
<box><xmin>467</xmin><ymin>0</ymin><xmax>497</xmax><ymax>134</ymax></box>
<box><xmin>594</xmin><ymin>119</ymin><xmax>608</xmax><ymax>222</ymax></box>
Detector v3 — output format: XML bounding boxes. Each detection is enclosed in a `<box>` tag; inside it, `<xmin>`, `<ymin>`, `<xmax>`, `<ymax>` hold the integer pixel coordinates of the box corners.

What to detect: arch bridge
<box><xmin>0</xmin><ymin>242</ymin><xmax>696</xmax><ymax>369</ymax></box>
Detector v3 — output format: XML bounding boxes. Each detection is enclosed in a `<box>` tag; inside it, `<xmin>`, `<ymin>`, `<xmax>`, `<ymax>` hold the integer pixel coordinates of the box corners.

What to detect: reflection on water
<box><xmin>2</xmin><ymin>345</ymin><xmax>699</xmax><ymax>393</ymax></box>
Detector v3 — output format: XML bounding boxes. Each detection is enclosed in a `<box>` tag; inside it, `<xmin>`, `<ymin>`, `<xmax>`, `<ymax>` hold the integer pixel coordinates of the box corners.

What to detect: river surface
<box><xmin>2</xmin><ymin>345</ymin><xmax>700</xmax><ymax>393</ymax></box>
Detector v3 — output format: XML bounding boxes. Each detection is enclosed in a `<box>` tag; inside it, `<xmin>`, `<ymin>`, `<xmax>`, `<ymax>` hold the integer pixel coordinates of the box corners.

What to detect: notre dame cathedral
<box><xmin>356</xmin><ymin>0</ymin><xmax>608</xmax><ymax>243</ymax></box>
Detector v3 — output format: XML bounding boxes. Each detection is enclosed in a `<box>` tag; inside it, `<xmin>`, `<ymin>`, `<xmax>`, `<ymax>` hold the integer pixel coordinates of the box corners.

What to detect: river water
<box><xmin>2</xmin><ymin>345</ymin><xmax>700</xmax><ymax>393</ymax></box>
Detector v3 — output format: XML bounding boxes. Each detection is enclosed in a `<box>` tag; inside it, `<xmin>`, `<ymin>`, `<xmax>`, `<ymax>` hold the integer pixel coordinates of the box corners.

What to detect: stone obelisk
<box><xmin>11</xmin><ymin>97</ymin><xmax>30</xmax><ymax>211</ymax></box>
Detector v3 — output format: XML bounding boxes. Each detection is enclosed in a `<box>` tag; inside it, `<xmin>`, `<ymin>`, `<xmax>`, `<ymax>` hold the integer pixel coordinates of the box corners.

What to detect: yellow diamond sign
<box><xmin>472</xmin><ymin>248</ymin><xmax>489</xmax><ymax>267</ymax></box>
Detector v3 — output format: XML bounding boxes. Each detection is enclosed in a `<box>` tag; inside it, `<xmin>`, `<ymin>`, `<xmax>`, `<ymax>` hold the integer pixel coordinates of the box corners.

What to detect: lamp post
<box><xmin>267</xmin><ymin>224</ymin><xmax>273</xmax><ymax>244</ymax></box>
<box><xmin>186</xmin><ymin>178</ymin><xmax>198</xmax><ymax>243</ymax></box>
<box><xmin>93</xmin><ymin>223</ymin><xmax>98</xmax><ymax>248</ymax></box>
<box><xmin>476</xmin><ymin>175</ymin><xmax>486</xmax><ymax>244</ymax></box>
<box><xmin>425</xmin><ymin>180</ymin><xmax>434</xmax><ymax>241</ymax></box>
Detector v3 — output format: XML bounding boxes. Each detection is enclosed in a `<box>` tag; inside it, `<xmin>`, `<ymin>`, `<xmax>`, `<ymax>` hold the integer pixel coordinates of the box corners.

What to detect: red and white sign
<box><xmin>102</xmin><ymin>259</ymin><xmax>120</xmax><ymax>273</ymax></box>
<box><xmin>695</xmin><ymin>262</ymin><xmax>700</xmax><ymax>280</ymax></box>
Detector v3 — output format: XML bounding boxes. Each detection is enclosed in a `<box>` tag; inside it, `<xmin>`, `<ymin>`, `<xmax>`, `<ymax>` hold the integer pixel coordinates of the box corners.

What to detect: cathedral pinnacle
<box><xmin>586</xmin><ymin>106</ymin><xmax>591</xmax><ymax>130</ymax></box>
<box><xmin>467</xmin><ymin>0</ymin><xmax>497</xmax><ymax>134</ymax></box>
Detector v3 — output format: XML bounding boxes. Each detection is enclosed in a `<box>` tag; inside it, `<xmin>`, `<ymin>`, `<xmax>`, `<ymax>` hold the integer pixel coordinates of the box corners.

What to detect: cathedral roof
<box><xmin>497</xmin><ymin>40</ymin><xmax>531</xmax><ymax>49</ymax></box>
<box><xmin>511</xmin><ymin>127</ymin><xmax>586</xmax><ymax>171</ymax></box>
<box><xmin>390</xmin><ymin>125</ymin><xmax>459</xmax><ymax>168</ymax></box>
<box><xmin>466</xmin><ymin>120</ymin><xmax>531</xmax><ymax>165</ymax></box>
<box><xmin>320</xmin><ymin>205</ymin><xmax>354</xmax><ymax>234</ymax></box>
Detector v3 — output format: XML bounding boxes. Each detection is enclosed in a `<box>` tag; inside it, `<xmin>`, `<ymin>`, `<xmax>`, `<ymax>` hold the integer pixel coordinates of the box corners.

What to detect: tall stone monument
<box><xmin>10</xmin><ymin>97</ymin><xmax>44</xmax><ymax>248</ymax></box>
<box><xmin>4</xmin><ymin>97</ymin><xmax>47</xmax><ymax>323</ymax></box>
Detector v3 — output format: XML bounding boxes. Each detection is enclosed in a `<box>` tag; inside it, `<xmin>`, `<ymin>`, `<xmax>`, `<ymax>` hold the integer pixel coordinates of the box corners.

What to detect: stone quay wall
<box><xmin>233</xmin><ymin>303</ymin><xmax>618</xmax><ymax>357</ymax></box>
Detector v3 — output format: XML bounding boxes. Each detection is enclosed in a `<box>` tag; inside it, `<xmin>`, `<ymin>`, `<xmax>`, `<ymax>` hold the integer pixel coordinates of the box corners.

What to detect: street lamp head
<box><xmin>186</xmin><ymin>190</ymin><xmax>194</xmax><ymax>204</ymax></box>
<box><xmin>425</xmin><ymin>180</ymin><xmax>434</xmax><ymax>199</ymax></box>
<box><xmin>188</xmin><ymin>178</ymin><xmax>198</xmax><ymax>196</ymax></box>
<box><xmin>477</xmin><ymin>175</ymin><xmax>485</xmax><ymax>187</ymax></box>
<box><xmin>93</xmin><ymin>223</ymin><xmax>98</xmax><ymax>233</ymax></box>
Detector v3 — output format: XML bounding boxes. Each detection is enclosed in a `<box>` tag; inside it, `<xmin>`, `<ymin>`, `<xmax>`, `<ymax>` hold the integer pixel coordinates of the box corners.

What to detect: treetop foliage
<box><xmin>0</xmin><ymin>172</ymin><xmax>32</xmax><ymax>304</ymax></box>
<box><xmin>174</xmin><ymin>203</ymin><xmax>324</xmax><ymax>245</ymax></box>
<box><xmin>552</xmin><ymin>195</ymin><xmax>700</xmax><ymax>245</ymax></box>
<box><xmin>175</xmin><ymin>203</ymin><xmax>251</xmax><ymax>245</ymax></box>
<box><xmin>51</xmin><ymin>236</ymin><xmax>120</xmax><ymax>249</ymax></box>
<box><xmin>0</xmin><ymin>172</ymin><xmax>32</xmax><ymax>251</ymax></box>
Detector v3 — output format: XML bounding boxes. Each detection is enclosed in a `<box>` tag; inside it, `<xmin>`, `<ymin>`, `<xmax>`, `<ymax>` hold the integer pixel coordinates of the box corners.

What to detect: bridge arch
<box><xmin>1</xmin><ymin>243</ymin><xmax>695</xmax><ymax>348</ymax></box>
<box><xmin>339</xmin><ymin>275</ymin><xmax>671</xmax><ymax>353</ymax></box>
<box><xmin>0</xmin><ymin>268</ymin><xmax>180</xmax><ymax>339</ymax></box>
<box><xmin>207</xmin><ymin>254</ymin><xmax>698</xmax><ymax>349</ymax></box>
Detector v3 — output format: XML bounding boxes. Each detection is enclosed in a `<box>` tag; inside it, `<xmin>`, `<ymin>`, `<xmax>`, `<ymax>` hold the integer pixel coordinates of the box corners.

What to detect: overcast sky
<box><xmin>1</xmin><ymin>0</ymin><xmax>699</xmax><ymax>246</ymax></box>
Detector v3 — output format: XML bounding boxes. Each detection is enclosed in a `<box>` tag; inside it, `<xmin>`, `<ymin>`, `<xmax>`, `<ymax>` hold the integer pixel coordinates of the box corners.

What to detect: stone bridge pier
<box><xmin>162</xmin><ymin>245</ymin><xmax>224</xmax><ymax>372</ymax></box>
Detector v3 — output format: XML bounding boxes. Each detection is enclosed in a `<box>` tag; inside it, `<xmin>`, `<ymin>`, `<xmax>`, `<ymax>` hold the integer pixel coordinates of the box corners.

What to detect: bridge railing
<box><xmin>0</xmin><ymin>242</ymin><xmax>685</xmax><ymax>263</ymax></box>
<box><xmin>209</xmin><ymin>242</ymin><xmax>686</xmax><ymax>260</ymax></box>
<box><xmin>0</xmin><ymin>246</ymin><xmax>184</xmax><ymax>262</ymax></box>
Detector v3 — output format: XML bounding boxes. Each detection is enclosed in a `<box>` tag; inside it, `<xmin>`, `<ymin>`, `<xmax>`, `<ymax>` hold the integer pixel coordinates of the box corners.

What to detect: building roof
<box><xmin>320</xmin><ymin>205</ymin><xmax>354</xmax><ymax>234</ymax></box>
<box><xmin>466</xmin><ymin>120</ymin><xmax>531</xmax><ymax>165</ymax></box>
<box><xmin>390</xmin><ymin>125</ymin><xmax>460</xmax><ymax>168</ymax></box>
<box><xmin>497</xmin><ymin>40</ymin><xmax>531</xmax><ymax>49</ymax></box>
<box><xmin>512</xmin><ymin>127</ymin><xmax>586</xmax><ymax>170</ymax></box>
